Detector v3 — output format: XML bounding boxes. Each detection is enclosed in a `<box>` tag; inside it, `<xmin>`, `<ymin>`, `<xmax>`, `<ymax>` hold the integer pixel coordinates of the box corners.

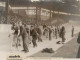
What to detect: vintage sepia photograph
<box><xmin>0</xmin><ymin>0</ymin><xmax>80</xmax><ymax>60</ymax></box>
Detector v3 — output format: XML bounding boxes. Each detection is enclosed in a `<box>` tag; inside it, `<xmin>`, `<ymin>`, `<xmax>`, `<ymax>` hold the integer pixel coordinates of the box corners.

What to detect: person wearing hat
<box><xmin>19</xmin><ymin>21</ymin><xmax>29</xmax><ymax>53</ymax></box>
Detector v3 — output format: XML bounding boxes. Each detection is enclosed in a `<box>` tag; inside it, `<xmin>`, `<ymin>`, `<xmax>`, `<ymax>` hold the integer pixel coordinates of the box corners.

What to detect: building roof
<box><xmin>8</xmin><ymin>0</ymin><xmax>80</xmax><ymax>14</ymax></box>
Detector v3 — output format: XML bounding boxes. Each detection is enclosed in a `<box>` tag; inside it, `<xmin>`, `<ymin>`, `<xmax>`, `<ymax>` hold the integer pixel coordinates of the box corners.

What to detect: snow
<box><xmin>0</xmin><ymin>21</ymin><xmax>80</xmax><ymax>60</ymax></box>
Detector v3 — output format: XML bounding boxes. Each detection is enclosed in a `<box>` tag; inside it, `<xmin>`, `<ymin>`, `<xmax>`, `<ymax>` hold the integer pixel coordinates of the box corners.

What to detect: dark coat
<box><xmin>49</xmin><ymin>28</ymin><xmax>52</xmax><ymax>34</ymax></box>
<box><xmin>77</xmin><ymin>32</ymin><xmax>80</xmax><ymax>44</ymax></box>
<box><xmin>77</xmin><ymin>32</ymin><xmax>80</xmax><ymax>58</ymax></box>
<box><xmin>20</xmin><ymin>25</ymin><xmax>27</xmax><ymax>37</ymax></box>
<box><xmin>77</xmin><ymin>46</ymin><xmax>80</xmax><ymax>58</ymax></box>
<box><xmin>30</xmin><ymin>28</ymin><xmax>38</xmax><ymax>38</ymax></box>
<box><xmin>14</xmin><ymin>26</ymin><xmax>18</xmax><ymax>35</ymax></box>
<box><xmin>36</xmin><ymin>28</ymin><xmax>42</xmax><ymax>35</ymax></box>
<box><xmin>60</xmin><ymin>27</ymin><xmax>65</xmax><ymax>37</ymax></box>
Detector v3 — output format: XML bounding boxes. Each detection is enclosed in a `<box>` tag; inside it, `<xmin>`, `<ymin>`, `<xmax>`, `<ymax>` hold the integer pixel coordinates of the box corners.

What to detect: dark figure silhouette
<box><xmin>49</xmin><ymin>27</ymin><xmax>52</xmax><ymax>40</ymax></box>
<box><xmin>55</xmin><ymin>28</ymin><xmax>58</xmax><ymax>39</ymax></box>
<box><xmin>60</xmin><ymin>26</ymin><xmax>66</xmax><ymax>44</ymax></box>
<box><xmin>19</xmin><ymin>24</ymin><xmax>29</xmax><ymax>53</ymax></box>
<box><xmin>30</xmin><ymin>26</ymin><xmax>38</xmax><ymax>48</ymax></box>
<box><xmin>71</xmin><ymin>26</ymin><xmax>74</xmax><ymax>37</ymax></box>
<box><xmin>77</xmin><ymin>32</ymin><xmax>80</xmax><ymax>58</ymax></box>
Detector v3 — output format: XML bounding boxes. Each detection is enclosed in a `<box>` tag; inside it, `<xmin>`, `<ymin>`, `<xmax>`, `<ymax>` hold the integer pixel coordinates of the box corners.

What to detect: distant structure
<box><xmin>39</xmin><ymin>0</ymin><xmax>62</xmax><ymax>2</ymax></box>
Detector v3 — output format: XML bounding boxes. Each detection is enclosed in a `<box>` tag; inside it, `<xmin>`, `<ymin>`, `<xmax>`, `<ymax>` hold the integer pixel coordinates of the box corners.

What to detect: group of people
<box><xmin>10</xmin><ymin>21</ymin><xmax>74</xmax><ymax>53</ymax></box>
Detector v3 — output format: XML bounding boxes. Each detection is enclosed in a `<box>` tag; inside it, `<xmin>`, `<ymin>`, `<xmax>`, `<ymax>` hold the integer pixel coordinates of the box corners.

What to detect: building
<box><xmin>39</xmin><ymin>0</ymin><xmax>62</xmax><ymax>2</ymax></box>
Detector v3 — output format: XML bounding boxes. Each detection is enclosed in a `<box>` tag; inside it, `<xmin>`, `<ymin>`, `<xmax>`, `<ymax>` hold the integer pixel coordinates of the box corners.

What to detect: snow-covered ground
<box><xmin>0</xmin><ymin>21</ymin><xmax>80</xmax><ymax>60</ymax></box>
